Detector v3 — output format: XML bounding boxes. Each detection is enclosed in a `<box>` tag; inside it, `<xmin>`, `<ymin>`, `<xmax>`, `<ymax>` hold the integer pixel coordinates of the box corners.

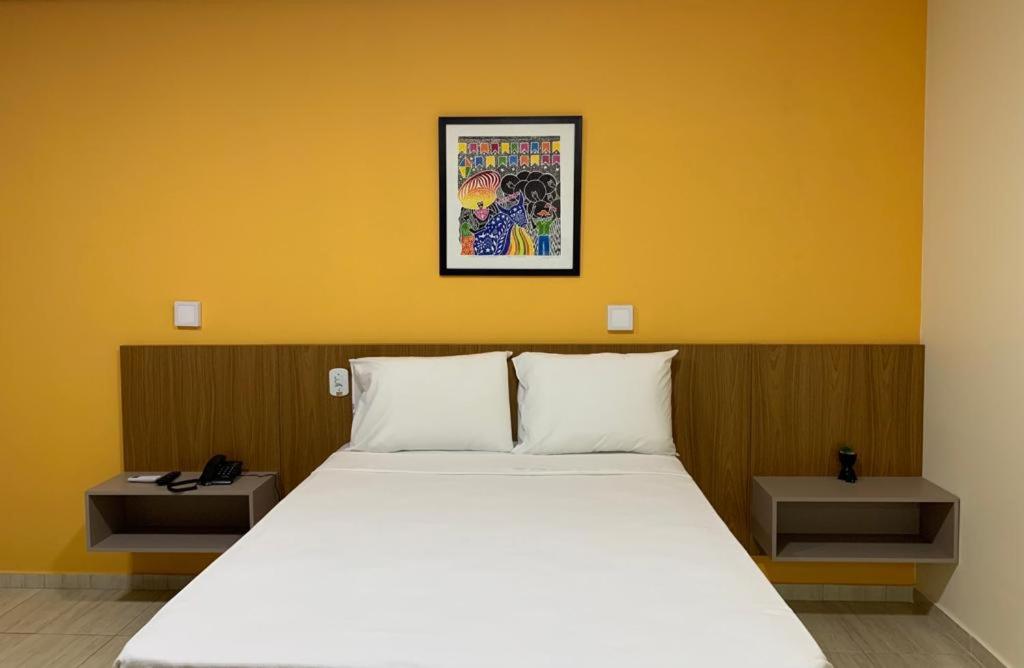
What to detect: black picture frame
<box><xmin>438</xmin><ymin>115</ymin><xmax>582</xmax><ymax>276</ymax></box>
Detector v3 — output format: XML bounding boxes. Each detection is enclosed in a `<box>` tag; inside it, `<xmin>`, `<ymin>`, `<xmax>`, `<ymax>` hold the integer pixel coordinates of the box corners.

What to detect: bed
<box><xmin>117</xmin><ymin>449</ymin><xmax>830</xmax><ymax>668</ymax></box>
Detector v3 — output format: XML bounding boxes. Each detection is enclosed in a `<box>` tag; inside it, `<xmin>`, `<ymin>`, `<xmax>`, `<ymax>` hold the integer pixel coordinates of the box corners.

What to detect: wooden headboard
<box><xmin>120</xmin><ymin>344</ymin><xmax>923</xmax><ymax>552</ymax></box>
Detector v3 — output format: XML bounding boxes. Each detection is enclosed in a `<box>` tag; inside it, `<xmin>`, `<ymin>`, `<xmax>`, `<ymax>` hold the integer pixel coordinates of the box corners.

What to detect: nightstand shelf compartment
<box><xmin>753</xmin><ymin>477</ymin><xmax>959</xmax><ymax>563</ymax></box>
<box><xmin>86</xmin><ymin>472</ymin><xmax>278</xmax><ymax>554</ymax></box>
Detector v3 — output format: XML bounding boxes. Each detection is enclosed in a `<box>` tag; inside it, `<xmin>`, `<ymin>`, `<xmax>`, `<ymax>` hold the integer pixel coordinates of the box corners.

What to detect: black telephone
<box><xmin>200</xmin><ymin>454</ymin><xmax>243</xmax><ymax>484</ymax></box>
<box><xmin>168</xmin><ymin>454</ymin><xmax>243</xmax><ymax>493</ymax></box>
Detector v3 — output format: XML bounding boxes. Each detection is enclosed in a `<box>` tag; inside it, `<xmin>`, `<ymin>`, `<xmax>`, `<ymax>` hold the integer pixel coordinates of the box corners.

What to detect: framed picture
<box><xmin>439</xmin><ymin>116</ymin><xmax>582</xmax><ymax>276</ymax></box>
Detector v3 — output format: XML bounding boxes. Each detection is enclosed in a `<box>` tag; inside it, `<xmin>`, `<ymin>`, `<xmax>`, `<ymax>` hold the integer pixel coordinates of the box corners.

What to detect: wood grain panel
<box><xmin>276</xmin><ymin>345</ymin><xmax>349</xmax><ymax>492</ymax></box>
<box><xmin>750</xmin><ymin>345</ymin><xmax>923</xmax><ymax>478</ymax></box>
<box><xmin>121</xmin><ymin>346</ymin><xmax>280</xmax><ymax>474</ymax></box>
<box><xmin>121</xmin><ymin>343</ymin><xmax>922</xmax><ymax>555</ymax></box>
<box><xmin>674</xmin><ymin>345</ymin><xmax>752</xmax><ymax>548</ymax></box>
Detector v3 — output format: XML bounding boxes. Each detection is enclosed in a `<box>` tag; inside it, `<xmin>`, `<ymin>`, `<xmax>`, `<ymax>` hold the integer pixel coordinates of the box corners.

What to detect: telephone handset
<box><xmin>167</xmin><ymin>454</ymin><xmax>243</xmax><ymax>493</ymax></box>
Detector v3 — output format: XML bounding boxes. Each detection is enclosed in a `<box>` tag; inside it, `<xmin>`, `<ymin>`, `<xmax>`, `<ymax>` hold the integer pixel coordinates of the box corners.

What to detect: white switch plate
<box><xmin>328</xmin><ymin>368</ymin><xmax>350</xmax><ymax>397</ymax></box>
<box><xmin>607</xmin><ymin>304</ymin><xmax>634</xmax><ymax>332</ymax></box>
<box><xmin>173</xmin><ymin>301</ymin><xmax>201</xmax><ymax>328</ymax></box>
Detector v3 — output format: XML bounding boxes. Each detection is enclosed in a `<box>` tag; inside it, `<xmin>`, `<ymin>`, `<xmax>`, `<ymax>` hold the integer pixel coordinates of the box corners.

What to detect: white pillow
<box><xmin>512</xmin><ymin>350</ymin><xmax>678</xmax><ymax>455</ymax></box>
<box><xmin>349</xmin><ymin>352</ymin><xmax>514</xmax><ymax>452</ymax></box>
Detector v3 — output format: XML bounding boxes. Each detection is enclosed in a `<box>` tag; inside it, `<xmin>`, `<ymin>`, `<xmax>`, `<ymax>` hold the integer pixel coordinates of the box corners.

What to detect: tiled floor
<box><xmin>792</xmin><ymin>600</ymin><xmax>984</xmax><ymax>667</ymax></box>
<box><xmin>0</xmin><ymin>588</ymin><xmax>171</xmax><ymax>667</ymax></box>
<box><xmin>0</xmin><ymin>589</ymin><xmax>984</xmax><ymax>667</ymax></box>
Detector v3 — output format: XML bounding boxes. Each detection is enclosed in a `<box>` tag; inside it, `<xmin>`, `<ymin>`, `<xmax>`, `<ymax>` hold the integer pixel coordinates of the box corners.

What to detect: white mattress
<box><xmin>117</xmin><ymin>450</ymin><xmax>830</xmax><ymax>668</ymax></box>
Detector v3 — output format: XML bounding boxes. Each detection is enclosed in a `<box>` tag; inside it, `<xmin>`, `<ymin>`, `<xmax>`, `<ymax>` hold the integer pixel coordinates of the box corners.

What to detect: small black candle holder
<box><xmin>838</xmin><ymin>446</ymin><xmax>857</xmax><ymax>483</ymax></box>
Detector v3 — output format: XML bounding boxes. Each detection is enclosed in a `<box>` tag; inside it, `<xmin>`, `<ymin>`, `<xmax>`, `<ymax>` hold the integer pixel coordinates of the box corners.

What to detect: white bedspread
<box><xmin>117</xmin><ymin>450</ymin><xmax>830</xmax><ymax>668</ymax></box>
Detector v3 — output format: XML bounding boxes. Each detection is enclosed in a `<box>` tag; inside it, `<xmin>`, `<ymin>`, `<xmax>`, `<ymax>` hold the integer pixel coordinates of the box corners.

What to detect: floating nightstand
<box><xmin>752</xmin><ymin>476</ymin><xmax>959</xmax><ymax>563</ymax></box>
<box><xmin>85</xmin><ymin>472</ymin><xmax>279</xmax><ymax>553</ymax></box>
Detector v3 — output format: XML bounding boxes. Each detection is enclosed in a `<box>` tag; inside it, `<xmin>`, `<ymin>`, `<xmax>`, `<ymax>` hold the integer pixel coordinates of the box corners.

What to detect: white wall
<box><xmin>921</xmin><ymin>1</ymin><xmax>1024</xmax><ymax>666</ymax></box>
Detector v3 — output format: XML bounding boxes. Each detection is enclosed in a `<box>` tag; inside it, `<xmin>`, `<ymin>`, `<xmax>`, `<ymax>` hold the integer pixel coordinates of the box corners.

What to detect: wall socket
<box><xmin>328</xmin><ymin>368</ymin><xmax>349</xmax><ymax>397</ymax></box>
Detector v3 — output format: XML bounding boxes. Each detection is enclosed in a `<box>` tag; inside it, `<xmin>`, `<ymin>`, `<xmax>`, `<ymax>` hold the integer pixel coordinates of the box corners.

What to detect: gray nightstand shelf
<box><xmin>85</xmin><ymin>473</ymin><xmax>279</xmax><ymax>553</ymax></box>
<box><xmin>752</xmin><ymin>476</ymin><xmax>959</xmax><ymax>563</ymax></box>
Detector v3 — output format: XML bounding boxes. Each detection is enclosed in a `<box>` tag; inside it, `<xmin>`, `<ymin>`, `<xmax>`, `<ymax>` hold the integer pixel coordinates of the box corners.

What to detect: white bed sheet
<box><xmin>117</xmin><ymin>450</ymin><xmax>829</xmax><ymax>668</ymax></box>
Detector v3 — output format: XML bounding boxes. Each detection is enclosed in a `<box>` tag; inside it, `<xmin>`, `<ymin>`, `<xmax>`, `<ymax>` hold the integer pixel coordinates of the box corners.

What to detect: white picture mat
<box><xmin>444</xmin><ymin>123</ymin><xmax>576</xmax><ymax>271</ymax></box>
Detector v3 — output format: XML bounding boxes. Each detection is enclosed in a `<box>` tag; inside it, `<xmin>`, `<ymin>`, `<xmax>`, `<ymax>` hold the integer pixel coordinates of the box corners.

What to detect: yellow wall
<box><xmin>753</xmin><ymin>557</ymin><xmax>915</xmax><ymax>586</ymax></box>
<box><xmin>0</xmin><ymin>0</ymin><xmax>926</xmax><ymax>574</ymax></box>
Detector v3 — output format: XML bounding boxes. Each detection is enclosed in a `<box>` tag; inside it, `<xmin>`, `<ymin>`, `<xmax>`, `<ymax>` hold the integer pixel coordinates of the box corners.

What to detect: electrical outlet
<box><xmin>328</xmin><ymin>368</ymin><xmax>349</xmax><ymax>397</ymax></box>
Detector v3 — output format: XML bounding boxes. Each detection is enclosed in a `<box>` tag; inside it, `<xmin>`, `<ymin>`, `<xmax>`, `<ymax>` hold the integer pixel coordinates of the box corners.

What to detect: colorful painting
<box><xmin>439</xmin><ymin>116</ymin><xmax>581</xmax><ymax>276</ymax></box>
<box><xmin>456</xmin><ymin>140</ymin><xmax>560</xmax><ymax>258</ymax></box>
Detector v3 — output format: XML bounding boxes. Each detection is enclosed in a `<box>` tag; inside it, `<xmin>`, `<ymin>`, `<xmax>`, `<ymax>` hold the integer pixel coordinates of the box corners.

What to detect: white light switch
<box><xmin>173</xmin><ymin>301</ymin><xmax>201</xmax><ymax>328</ymax></box>
<box><xmin>607</xmin><ymin>304</ymin><xmax>634</xmax><ymax>332</ymax></box>
<box><xmin>329</xmin><ymin>368</ymin><xmax>350</xmax><ymax>397</ymax></box>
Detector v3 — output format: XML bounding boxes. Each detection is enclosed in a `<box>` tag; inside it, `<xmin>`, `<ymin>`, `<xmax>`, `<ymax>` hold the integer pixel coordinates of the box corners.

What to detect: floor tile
<box><xmin>0</xmin><ymin>634</ymin><xmax>28</xmax><ymax>657</ymax></box>
<box><xmin>844</xmin><ymin>612</ymin><xmax>924</xmax><ymax>653</ymax></box>
<box><xmin>927</xmin><ymin>606</ymin><xmax>972</xmax><ymax>651</ymax></box>
<box><xmin>843</xmin><ymin>601</ymin><xmax>931</xmax><ymax>616</ymax></box>
<box><xmin>116</xmin><ymin>591</ymin><xmax>173</xmax><ymax>637</ymax></box>
<box><xmin>0</xmin><ymin>589</ymin><xmax>107</xmax><ymax>634</ymax></box>
<box><xmin>861</xmin><ymin>652</ymin><xmax>981</xmax><ymax>667</ymax></box>
<box><xmin>889</xmin><ymin>615</ymin><xmax>971</xmax><ymax>655</ymax></box>
<box><xmin>0</xmin><ymin>590</ymin><xmax>39</xmax><ymax>617</ymax></box>
<box><xmin>795</xmin><ymin>600</ymin><xmax>985</xmax><ymax>668</ymax></box>
<box><xmin>0</xmin><ymin>593</ymin><xmax>995</xmax><ymax>668</ymax></box>
<box><xmin>797</xmin><ymin>607</ymin><xmax>861</xmax><ymax>652</ymax></box>
<box><xmin>78</xmin><ymin>635</ymin><xmax>132</xmax><ymax>668</ymax></box>
<box><xmin>828</xmin><ymin>652</ymin><xmax>877</xmax><ymax>667</ymax></box>
<box><xmin>846</xmin><ymin>605</ymin><xmax>968</xmax><ymax>655</ymax></box>
<box><xmin>39</xmin><ymin>590</ymin><xmax>171</xmax><ymax>636</ymax></box>
<box><xmin>0</xmin><ymin>633</ymin><xmax>108</xmax><ymax>667</ymax></box>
